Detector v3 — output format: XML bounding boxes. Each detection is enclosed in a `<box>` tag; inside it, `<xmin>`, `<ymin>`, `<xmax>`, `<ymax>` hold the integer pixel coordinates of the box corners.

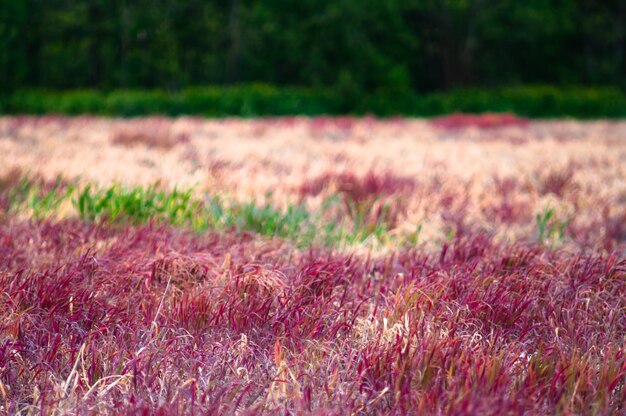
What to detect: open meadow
<box><xmin>0</xmin><ymin>115</ymin><xmax>625</xmax><ymax>414</ymax></box>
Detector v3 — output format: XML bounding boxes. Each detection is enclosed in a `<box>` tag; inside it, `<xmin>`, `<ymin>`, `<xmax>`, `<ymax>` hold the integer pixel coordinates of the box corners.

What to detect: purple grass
<box><xmin>430</xmin><ymin>113</ymin><xmax>530</xmax><ymax>131</ymax></box>
<box><xmin>0</xmin><ymin>219</ymin><xmax>624</xmax><ymax>414</ymax></box>
<box><xmin>111</xmin><ymin>118</ymin><xmax>189</xmax><ymax>150</ymax></box>
<box><xmin>299</xmin><ymin>170</ymin><xmax>417</xmax><ymax>229</ymax></box>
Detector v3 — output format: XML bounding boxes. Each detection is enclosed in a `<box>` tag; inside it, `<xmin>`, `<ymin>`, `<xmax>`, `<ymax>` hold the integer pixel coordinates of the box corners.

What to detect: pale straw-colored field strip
<box><xmin>2</xmin><ymin>116</ymin><xmax>625</xmax><ymax>249</ymax></box>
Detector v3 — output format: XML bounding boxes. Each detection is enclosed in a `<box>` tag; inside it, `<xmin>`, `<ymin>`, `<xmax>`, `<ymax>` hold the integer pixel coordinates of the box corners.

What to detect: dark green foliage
<box><xmin>3</xmin><ymin>86</ymin><xmax>338</xmax><ymax>117</ymax></box>
<box><xmin>3</xmin><ymin>85</ymin><xmax>625</xmax><ymax>118</ymax></box>
<box><xmin>1</xmin><ymin>1</ymin><xmax>624</xmax><ymax>95</ymax></box>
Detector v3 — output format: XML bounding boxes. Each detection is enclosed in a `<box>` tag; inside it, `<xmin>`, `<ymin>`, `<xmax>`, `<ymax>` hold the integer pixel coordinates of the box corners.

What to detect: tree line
<box><xmin>1</xmin><ymin>0</ymin><xmax>624</xmax><ymax>94</ymax></box>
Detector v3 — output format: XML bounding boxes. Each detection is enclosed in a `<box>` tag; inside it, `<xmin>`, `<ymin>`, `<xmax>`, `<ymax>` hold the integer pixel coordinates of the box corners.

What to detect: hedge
<box><xmin>1</xmin><ymin>84</ymin><xmax>625</xmax><ymax>118</ymax></box>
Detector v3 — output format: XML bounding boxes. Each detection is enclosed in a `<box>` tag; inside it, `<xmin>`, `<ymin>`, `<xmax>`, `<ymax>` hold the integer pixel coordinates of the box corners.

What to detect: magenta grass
<box><xmin>0</xmin><ymin>219</ymin><xmax>624</xmax><ymax>414</ymax></box>
<box><xmin>430</xmin><ymin>113</ymin><xmax>529</xmax><ymax>130</ymax></box>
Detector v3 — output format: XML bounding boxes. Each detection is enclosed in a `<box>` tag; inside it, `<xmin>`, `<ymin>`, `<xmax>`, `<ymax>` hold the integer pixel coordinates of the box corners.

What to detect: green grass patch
<box><xmin>74</xmin><ymin>184</ymin><xmax>199</xmax><ymax>226</ymax></box>
<box><xmin>2</xmin><ymin>176</ymin><xmax>74</xmax><ymax>219</ymax></box>
<box><xmin>536</xmin><ymin>207</ymin><xmax>571</xmax><ymax>247</ymax></box>
<box><xmin>2</xmin><ymin>178</ymin><xmax>405</xmax><ymax>247</ymax></box>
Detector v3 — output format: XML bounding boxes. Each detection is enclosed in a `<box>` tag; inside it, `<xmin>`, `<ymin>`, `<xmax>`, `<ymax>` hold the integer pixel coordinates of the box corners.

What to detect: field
<box><xmin>0</xmin><ymin>115</ymin><xmax>625</xmax><ymax>414</ymax></box>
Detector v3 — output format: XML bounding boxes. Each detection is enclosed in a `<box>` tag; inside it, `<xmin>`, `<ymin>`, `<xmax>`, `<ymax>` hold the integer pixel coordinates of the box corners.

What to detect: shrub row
<box><xmin>1</xmin><ymin>84</ymin><xmax>625</xmax><ymax>118</ymax></box>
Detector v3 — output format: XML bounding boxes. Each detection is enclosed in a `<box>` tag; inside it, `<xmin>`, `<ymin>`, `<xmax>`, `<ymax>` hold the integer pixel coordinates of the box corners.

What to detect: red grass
<box><xmin>430</xmin><ymin>113</ymin><xmax>529</xmax><ymax>130</ymax></box>
<box><xmin>300</xmin><ymin>170</ymin><xmax>417</xmax><ymax>228</ymax></box>
<box><xmin>481</xmin><ymin>175</ymin><xmax>533</xmax><ymax>224</ymax></box>
<box><xmin>538</xmin><ymin>165</ymin><xmax>577</xmax><ymax>197</ymax></box>
<box><xmin>0</xmin><ymin>219</ymin><xmax>624</xmax><ymax>414</ymax></box>
<box><xmin>111</xmin><ymin>118</ymin><xmax>189</xmax><ymax>150</ymax></box>
<box><xmin>300</xmin><ymin>170</ymin><xmax>415</xmax><ymax>202</ymax></box>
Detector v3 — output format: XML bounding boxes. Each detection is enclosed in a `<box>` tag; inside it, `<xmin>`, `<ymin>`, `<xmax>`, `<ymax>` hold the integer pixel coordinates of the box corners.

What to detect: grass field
<box><xmin>0</xmin><ymin>115</ymin><xmax>625</xmax><ymax>414</ymax></box>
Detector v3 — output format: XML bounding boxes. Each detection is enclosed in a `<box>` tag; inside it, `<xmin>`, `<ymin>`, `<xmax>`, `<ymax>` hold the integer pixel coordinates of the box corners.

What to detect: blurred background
<box><xmin>1</xmin><ymin>0</ymin><xmax>625</xmax><ymax>116</ymax></box>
